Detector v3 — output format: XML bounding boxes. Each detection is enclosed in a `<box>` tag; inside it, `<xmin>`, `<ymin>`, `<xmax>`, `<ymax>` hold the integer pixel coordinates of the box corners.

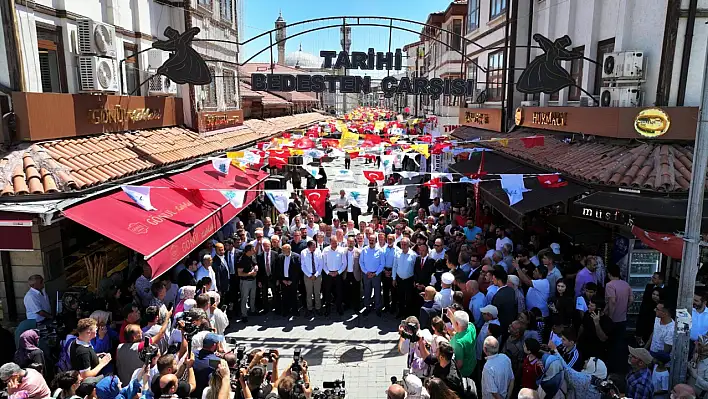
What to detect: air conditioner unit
<box><xmin>77</xmin><ymin>19</ymin><xmax>116</xmax><ymax>58</ymax></box>
<box><xmin>579</xmin><ymin>96</ymin><xmax>596</xmax><ymax>107</ymax></box>
<box><xmin>521</xmin><ymin>100</ymin><xmax>538</xmax><ymax>107</ymax></box>
<box><xmin>600</xmin><ymin>87</ymin><xmax>619</xmax><ymax>107</ymax></box>
<box><xmin>78</xmin><ymin>56</ymin><xmax>119</xmax><ymax>92</ymax></box>
<box><xmin>618</xmin><ymin>86</ymin><xmax>642</xmax><ymax>107</ymax></box>
<box><xmin>602</xmin><ymin>52</ymin><xmax>624</xmax><ymax>79</ymax></box>
<box><xmin>622</xmin><ymin>51</ymin><xmax>644</xmax><ymax>79</ymax></box>
<box><xmin>148</xmin><ymin>74</ymin><xmax>177</xmax><ymax>95</ymax></box>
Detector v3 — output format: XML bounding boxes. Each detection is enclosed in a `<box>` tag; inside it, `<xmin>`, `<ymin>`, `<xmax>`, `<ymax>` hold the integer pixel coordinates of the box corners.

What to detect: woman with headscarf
<box><xmin>174</xmin><ymin>286</ymin><xmax>196</xmax><ymax>315</ymax></box>
<box><xmin>558</xmin><ymin>355</ymin><xmax>608</xmax><ymax>399</ymax></box>
<box><xmin>689</xmin><ymin>334</ymin><xmax>708</xmax><ymax>397</ymax></box>
<box><xmin>14</xmin><ymin>330</ymin><xmax>46</xmax><ymax>372</ymax></box>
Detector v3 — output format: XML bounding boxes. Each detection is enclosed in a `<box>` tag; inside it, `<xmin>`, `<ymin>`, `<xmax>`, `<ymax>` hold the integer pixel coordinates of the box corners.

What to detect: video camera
<box><xmin>590</xmin><ymin>376</ymin><xmax>620</xmax><ymax>399</ymax></box>
<box><xmin>139</xmin><ymin>337</ymin><xmax>160</xmax><ymax>365</ymax></box>
<box><xmin>399</xmin><ymin>320</ymin><xmax>419</xmax><ymax>341</ymax></box>
<box><xmin>177</xmin><ymin>312</ymin><xmax>210</xmax><ymax>342</ymax></box>
<box><xmin>312</xmin><ymin>377</ymin><xmax>346</xmax><ymax>399</ymax></box>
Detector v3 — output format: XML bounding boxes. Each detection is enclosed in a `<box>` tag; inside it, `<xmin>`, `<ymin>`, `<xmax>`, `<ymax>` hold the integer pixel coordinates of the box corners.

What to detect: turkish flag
<box><xmin>306</xmin><ymin>131</ymin><xmax>318</xmax><ymax>140</ymax></box>
<box><xmin>631</xmin><ymin>225</ymin><xmax>684</xmax><ymax>259</ymax></box>
<box><xmin>363</xmin><ymin>170</ymin><xmax>385</xmax><ymax>183</ymax></box>
<box><xmin>418</xmin><ymin>135</ymin><xmax>433</xmax><ymax>143</ymax></box>
<box><xmin>252</xmin><ymin>150</ymin><xmax>265</xmax><ymax>169</ymax></box>
<box><xmin>293</xmin><ymin>137</ymin><xmax>315</xmax><ymax>150</ymax></box>
<box><xmin>537</xmin><ymin>174</ymin><xmax>568</xmax><ymax>188</ymax></box>
<box><xmin>431</xmin><ymin>142</ymin><xmax>452</xmax><ymax>155</ymax></box>
<box><xmin>304</xmin><ymin>189</ymin><xmax>329</xmax><ymax>217</ymax></box>
<box><xmin>363</xmin><ymin>134</ymin><xmax>381</xmax><ymax>147</ymax></box>
<box><xmin>424</xmin><ymin>178</ymin><xmax>443</xmax><ymax>189</ymax></box>
<box><xmin>321</xmin><ymin>139</ymin><xmax>339</xmax><ymax>149</ymax></box>
<box><xmin>521</xmin><ymin>135</ymin><xmax>545</xmax><ymax>148</ymax></box>
<box><xmin>268</xmin><ymin>149</ymin><xmax>290</xmax><ymax>169</ymax></box>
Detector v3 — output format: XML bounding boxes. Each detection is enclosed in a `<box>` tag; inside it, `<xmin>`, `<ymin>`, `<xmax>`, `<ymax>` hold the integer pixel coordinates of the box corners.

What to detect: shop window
<box><xmin>594</xmin><ymin>38</ymin><xmax>615</xmax><ymax>95</ymax></box>
<box><xmin>487</xmin><ymin>50</ymin><xmax>505</xmax><ymax>101</ymax></box>
<box><xmin>203</xmin><ymin>66</ymin><xmax>217</xmax><ymax>108</ymax></box>
<box><xmin>468</xmin><ymin>0</ymin><xmax>480</xmax><ymax>31</ymax></box>
<box><xmin>490</xmin><ymin>0</ymin><xmax>507</xmax><ymax>20</ymax></box>
<box><xmin>450</xmin><ymin>19</ymin><xmax>462</xmax><ymax>51</ymax></box>
<box><xmin>124</xmin><ymin>43</ymin><xmax>141</xmax><ymax>96</ymax></box>
<box><xmin>37</xmin><ymin>26</ymin><xmax>67</xmax><ymax>93</ymax></box>
<box><xmin>223</xmin><ymin>69</ymin><xmax>236</xmax><ymax>107</ymax></box>
<box><xmin>569</xmin><ymin>45</ymin><xmax>585</xmax><ymax>101</ymax></box>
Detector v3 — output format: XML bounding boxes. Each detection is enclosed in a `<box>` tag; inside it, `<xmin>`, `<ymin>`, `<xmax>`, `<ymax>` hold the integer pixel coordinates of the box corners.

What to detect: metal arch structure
<box><xmin>193</xmin><ymin>16</ymin><xmax>489</xmax><ymax>74</ymax></box>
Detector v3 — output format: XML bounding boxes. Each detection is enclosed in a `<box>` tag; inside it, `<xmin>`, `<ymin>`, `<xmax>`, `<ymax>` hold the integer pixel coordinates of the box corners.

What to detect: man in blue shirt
<box><xmin>193</xmin><ymin>333</ymin><xmax>224</xmax><ymax>398</ymax></box>
<box><xmin>380</xmin><ymin>234</ymin><xmax>398</xmax><ymax>314</ymax></box>
<box><xmin>467</xmin><ymin>280</ymin><xmax>486</xmax><ymax>329</ymax></box>
<box><xmin>360</xmin><ymin>234</ymin><xmax>384</xmax><ymax>316</ymax></box>
<box><xmin>392</xmin><ymin>238</ymin><xmax>417</xmax><ymax>318</ymax></box>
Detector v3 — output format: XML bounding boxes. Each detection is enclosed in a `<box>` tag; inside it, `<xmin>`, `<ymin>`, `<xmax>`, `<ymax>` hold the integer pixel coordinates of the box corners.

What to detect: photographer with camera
<box><xmin>194</xmin><ymin>333</ymin><xmax>226</xmax><ymax>398</ymax></box>
<box><xmin>230</xmin><ymin>349</ymin><xmax>280</xmax><ymax>399</ymax></box>
<box><xmin>150</xmin><ymin>352</ymin><xmax>196</xmax><ymax>398</ymax></box>
<box><xmin>116</xmin><ymin>306</ymin><xmax>172</xmax><ymax>385</ymax></box>
<box><xmin>397</xmin><ymin>316</ymin><xmax>428</xmax><ymax>377</ymax></box>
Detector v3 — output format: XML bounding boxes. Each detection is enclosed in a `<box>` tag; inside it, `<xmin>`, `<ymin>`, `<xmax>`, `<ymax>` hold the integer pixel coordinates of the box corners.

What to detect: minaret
<box><xmin>275</xmin><ymin>12</ymin><xmax>287</xmax><ymax>66</ymax></box>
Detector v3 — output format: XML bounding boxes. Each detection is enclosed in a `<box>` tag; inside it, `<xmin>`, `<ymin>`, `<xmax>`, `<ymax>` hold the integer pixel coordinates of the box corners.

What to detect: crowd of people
<box><xmin>2</xmin><ymin>164</ymin><xmax>708</xmax><ymax>399</ymax></box>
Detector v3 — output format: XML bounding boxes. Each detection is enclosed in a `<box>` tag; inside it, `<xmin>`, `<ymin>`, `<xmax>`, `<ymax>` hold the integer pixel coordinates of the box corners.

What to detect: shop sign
<box><xmin>197</xmin><ymin>109</ymin><xmax>244</xmax><ymax>133</ymax></box>
<box><xmin>458</xmin><ymin>108</ymin><xmax>503</xmax><ymax>132</ymax></box>
<box><xmin>634</xmin><ymin>108</ymin><xmax>670</xmax><ymax>138</ymax></box>
<box><xmin>252</xmin><ymin>48</ymin><xmax>477</xmax><ymax>99</ymax></box>
<box><xmin>89</xmin><ymin>106</ymin><xmax>162</xmax><ymax>125</ymax></box>
<box><xmin>531</xmin><ymin>111</ymin><xmax>567</xmax><ymax>126</ymax></box>
<box><xmin>572</xmin><ymin>204</ymin><xmax>632</xmax><ymax>225</ymax></box>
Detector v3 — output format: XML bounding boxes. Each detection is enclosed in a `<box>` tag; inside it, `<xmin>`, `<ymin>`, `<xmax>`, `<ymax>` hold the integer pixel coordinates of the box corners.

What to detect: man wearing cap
<box><xmin>435</xmin><ymin>272</ymin><xmax>455</xmax><ymax>310</ymax></box>
<box><xmin>0</xmin><ymin>362</ymin><xmax>51</xmax><ymax>399</ymax></box>
<box><xmin>627</xmin><ymin>346</ymin><xmax>654</xmax><ymax>399</ymax></box>
<box><xmin>477</xmin><ymin>305</ymin><xmax>500</xmax><ymax>363</ymax></box>
<box><xmin>194</xmin><ymin>333</ymin><xmax>224</xmax><ymax>398</ymax></box>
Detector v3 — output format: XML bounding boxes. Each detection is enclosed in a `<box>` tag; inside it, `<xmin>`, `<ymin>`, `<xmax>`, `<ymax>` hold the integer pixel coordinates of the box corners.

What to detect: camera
<box><xmin>590</xmin><ymin>376</ymin><xmax>620</xmax><ymax>399</ymax></box>
<box><xmin>139</xmin><ymin>337</ymin><xmax>159</xmax><ymax>365</ymax></box>
<box><xmin>291</xmin><ymin>348</ymin><xmax>304</xmax><ymax>373</ymax></box>
<box><xmin>178</xmin><ymin>312</ymin><xmax>210</xmax><ymax>341</ymax></box>
<box><xmin>400</xmin><ymin>321</ymin><xmax>419</xmax><ymax>341</ymax></box>
<box><xmin>313</xmin><ymin>377</ymin><xmax>346</xmax><ymax>399</ymax></box>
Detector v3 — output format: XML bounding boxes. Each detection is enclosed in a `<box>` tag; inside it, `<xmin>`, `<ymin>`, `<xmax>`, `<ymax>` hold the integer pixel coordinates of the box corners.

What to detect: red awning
<box><xmin>0</xmin><ymin>212</ymin><xmax>34</xmax><ymax>251</ymax></box>
<box><xmin>63</xmin><ymin>163</ymin><xmax>267</xmax><ymax>278</ymax></box>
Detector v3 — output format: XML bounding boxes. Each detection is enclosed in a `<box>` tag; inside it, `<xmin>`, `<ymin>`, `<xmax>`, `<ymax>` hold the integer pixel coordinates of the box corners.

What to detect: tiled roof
<box><xmin>282</xmin><ymin>91</ymin><xmax>319</xmax><ymax>103</ymax></box>
<box><xmin>239</xmin><ymin>82</ymin><xmax>263</xmax><ymax>99</ymax></box>
<box><xmin>453</xmin><ymin>127</ymin><xmax>699</xmax><ymax>193</ymax></box>
<box><xmin>0</xmin><ymin>112</ymin><xmax>327</xmax><ymax>196</ymax></box>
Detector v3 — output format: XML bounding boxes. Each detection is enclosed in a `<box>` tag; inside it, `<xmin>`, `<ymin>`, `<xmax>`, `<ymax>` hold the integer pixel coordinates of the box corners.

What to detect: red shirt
<box><xmin>119</xmin><ymin>320</ymin><xmax>129</xmax><ymax>344</ymax></box>
<box><xmin>521</xmin><ymin>356</ymin><xmax>544</xmax><ymax>389</ymax></box>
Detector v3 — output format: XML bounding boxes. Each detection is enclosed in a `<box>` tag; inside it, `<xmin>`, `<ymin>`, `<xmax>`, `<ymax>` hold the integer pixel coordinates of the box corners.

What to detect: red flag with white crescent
<box><xmin>363</xmin><ymin>170</ymin><xmax>385</xmax><ymax>183</ymax></box>
<box><xmin>304</xmin><ymin>189</ymin><xmax>329</xmax><ymax>217</ymax></box>
<box><xmin>268</xmin><ymin>149</ymin><xmax>290</xmax><ymax>169</ymax></box>
<box><xmin>631</xmin><ymin>225</ymin><xmax>684</xmax><ymax>259</ymax></box>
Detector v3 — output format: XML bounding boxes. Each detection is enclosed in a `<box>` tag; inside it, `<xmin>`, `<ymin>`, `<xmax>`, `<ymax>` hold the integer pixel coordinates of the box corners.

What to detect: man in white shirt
<box><xmin>23</xmin><ymin>274</ymin><xmax>52</xmax><ymax>323</ymax></box>
<box><xmin>306</xmin><ymin>216</ymin><xmax>320</xmax><ymax>239</ymax></box>
<box><xmin>346</xmin><ymin>220</ymin><xmax>359</xmax><ymax>236</ymax></box>
<box><xmin>482</xmin><ymin>336</ymin><xmax>515</xmax><ymax>399</ymax></box>
<box><xmin>495</xmin><ymin>228</ymin><xmax>513</xmax><ymax>251</ymax></box>
<box><xmin>692</xmin><ymin>292</ymin><xmax>708</xmax><ymax>345</ymax></box>
<box><xmin>428</xmin><ymin>197</ymin><xmax>444</xmax><ymax>217</ymax></box>
<box><xmin>262</xmin><ymin>217</ymin><xmax>275</xmax><ymax>238</ymax></box>
<box><xmin>301</xmin><ymin>240</ymin><xmax>324</xmax><ymax>316</ymax></box>
<box><xmin>334</xmin><ymin>190</ymin><xmax>350</xmax><ymax>222</ymax></box>
<box><xmin>392</xmin><ymin>238</ymin><xmax>417</xmax><ymax>318</ymax></box>
<box><xmin>430</xmin><ymin>238</ymin><xmax>447</xmax><ymax>261</ymax></box>
<box><xmin>322</xmin><ymin>236</ymin><xmax>346</xmax><ymax>316</ymax></box>
<box><xmin>195</xmin><ymin>255</ymin><xmax>217</xmax><ymax>291</ymax></box>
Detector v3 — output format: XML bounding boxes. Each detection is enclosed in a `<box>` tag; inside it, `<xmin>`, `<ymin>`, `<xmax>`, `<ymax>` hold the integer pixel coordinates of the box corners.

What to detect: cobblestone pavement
<box><xmin>225</xmin><ymin>310</ymin><xmax>407</xmax><ymax>399</ymax></box>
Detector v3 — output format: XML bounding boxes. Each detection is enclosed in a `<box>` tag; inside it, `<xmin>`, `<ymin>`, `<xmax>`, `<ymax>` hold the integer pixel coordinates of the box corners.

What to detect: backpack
<box><xmin>56</xmin><ymin>335</ymin><xmax>77</xmax><ymax>372</ymax></box>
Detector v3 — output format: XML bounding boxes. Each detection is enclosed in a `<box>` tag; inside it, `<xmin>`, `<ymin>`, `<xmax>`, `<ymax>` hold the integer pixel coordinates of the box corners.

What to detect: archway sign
<box><xmin>252</xmin><ymin>48</ymin><xmax>476</xmax><ymax>100</ymax></box>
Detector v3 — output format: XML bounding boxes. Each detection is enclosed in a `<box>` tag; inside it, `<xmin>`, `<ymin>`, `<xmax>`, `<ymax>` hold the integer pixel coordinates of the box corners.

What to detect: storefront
<box><xmin>452</xmin><ymin>105</ymin><xmax>703</xmax><ymax>315</ymax></box>
<box><xmin>0</xmin><ymin>92</ymin><xmax>326</xmax><ymax>320</ymax></box>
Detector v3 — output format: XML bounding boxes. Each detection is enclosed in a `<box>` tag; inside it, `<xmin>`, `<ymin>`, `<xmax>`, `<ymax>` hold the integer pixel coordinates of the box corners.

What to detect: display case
<box><xmin>627</xmin><ymin>239</ymin><xmax>662</xmax><ymax>314</ymax></box>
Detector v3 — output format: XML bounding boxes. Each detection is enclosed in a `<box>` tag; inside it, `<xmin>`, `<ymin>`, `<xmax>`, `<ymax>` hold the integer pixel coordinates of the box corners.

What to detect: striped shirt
<box><xmin>558</xmin><ymin>344</ymin><xmax>582</xmax><ymax>371</ymax></box>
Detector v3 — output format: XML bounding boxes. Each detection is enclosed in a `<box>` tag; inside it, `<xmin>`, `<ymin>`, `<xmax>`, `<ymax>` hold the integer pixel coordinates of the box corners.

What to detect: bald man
<box><xmin>386</xmin><ymin>384</ymin><xmax>406</xmax><ymax>399</ymax></box>
<box><xmin>672</xmin><ymin>384</ymin><xmax>697</xmax><ymax>399</ymax></box>
<box><xmin>518</xmin><ymin>388</ymin><xmax>539</xmax><ymax>399</ymax></box>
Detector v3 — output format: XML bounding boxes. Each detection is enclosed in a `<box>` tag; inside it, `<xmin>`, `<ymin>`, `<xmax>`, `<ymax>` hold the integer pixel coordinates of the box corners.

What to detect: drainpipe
<box><xmin>677</xmin><ymin>0</ymin><xmax>697</xmax><ymax>106</ymax></box>
<box><xmin>183</xmin><ymin>1</ymin><xmax>198</xmax><ymax>128</ymax></box>
<box><xmin>505</xmin><ymin>0</ymin><xmax>520</xmax><ymax>128</ymax></box>
<box><xmin>524</xmin><ymin>0</ymin><xmax>534</xmax><ymax>101</ymax></box>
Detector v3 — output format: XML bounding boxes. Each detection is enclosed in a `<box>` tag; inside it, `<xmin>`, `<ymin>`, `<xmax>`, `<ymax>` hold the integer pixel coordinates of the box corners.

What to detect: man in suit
<box><xmin>212</xmin><ymin>243</ymin><xmax>230</xmax><ymax>296</ymax></box>
<box><xmin>224</xmin><ymin>238</ymin><xmax>241</xmax><ymax>311</ymax></box>
<box><xmin>256</xmin><ymin>238</ymin><xmax>280</xmax><ymax>314</ymax></box>
<box><xmin>177</xmin><ymin>259</ymin><xmax>198</xmax><ymax>287</ymax></box>
<box><xmin>342</xmin><ymin>236</ymin><xmax>361</xmax><ymax>312</ymax></box>
<box><xmin>277</xmin><ymin>244</ymin><xmax>301</xmax><ymax>317</ymax></box>
<box><xmin>413</xmin><ymin>243</ymin><xmax>436</xmax><ymax>310</ymax></box>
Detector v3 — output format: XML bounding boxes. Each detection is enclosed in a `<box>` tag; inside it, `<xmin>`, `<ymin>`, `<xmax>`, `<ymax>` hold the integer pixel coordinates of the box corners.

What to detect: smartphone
<box><xmin>209</xmin><ymin>359</ymin><xmax>221</xmax><ymax>369</ymax></box>
<box><xmin>166</xmin><ymin>302</ymin><xmax>174</xmax><ymax>312</ymax></box>
<box><xmin>269</xmin><ymin>349</ymin><xmax>276</xmax><ymax>362</ymax></box>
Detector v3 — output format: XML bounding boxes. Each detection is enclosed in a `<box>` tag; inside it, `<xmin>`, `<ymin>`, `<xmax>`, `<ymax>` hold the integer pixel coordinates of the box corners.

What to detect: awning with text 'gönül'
<box><xmin>63</xmin><ymin>163</ymin><xmax>267</xmax><ymax>279</ymax></box>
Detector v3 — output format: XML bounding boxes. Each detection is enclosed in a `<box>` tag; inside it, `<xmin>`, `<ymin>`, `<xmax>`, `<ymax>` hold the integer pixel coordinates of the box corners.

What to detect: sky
<box><xmin>242</xmin><ymin>0</ymin><xmax>452</xmax><ymax>77</ymax></box>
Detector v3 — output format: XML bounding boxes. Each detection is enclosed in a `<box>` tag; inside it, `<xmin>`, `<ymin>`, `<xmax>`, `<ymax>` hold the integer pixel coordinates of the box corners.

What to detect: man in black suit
<box><xmin>224</xmin><ymin>238</ymin><xmax>241</xmax><ymax>311</ymax></box>
<box><xmin>277</xmin><ymin>243</ymin><xmax>301</xmax><ymax>316</ymax></box>
<box><xmin>413</xmin><ymin>244</ymin><xmax>436</xmax><ymax>310</ymax></box>
<box><xmin>212</xmin><ymin>243</ymin><xmax>230</xmax><ymax>295</ymax></box>
<box><xmin>256</xmin><ymin>238</ymin><xmax>280</xmax><ymax>314</ymax></box>
<box><xmin>177</xmin><ymin>259</ymin><xmax>198</xmax><ymax>287</ymax></box>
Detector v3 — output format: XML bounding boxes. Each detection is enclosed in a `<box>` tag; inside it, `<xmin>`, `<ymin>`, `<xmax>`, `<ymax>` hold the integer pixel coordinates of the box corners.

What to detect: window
<box><xmin>487</xmin><ymin>50</ymin><xmax>505</xmax><ymax>101</ymax></box>
<box><xmin>467</xmin><ymin>59</ymin><xmax>478</xmax><ymax>101</ymax></box>
<box><xmin>203</xmin><ymin>66</ymin><xmax>217</xmax><ymax>108</ymax></box>
<box><xmin>36</xmin><ymin>27</ymin><xmax>66</xmax><ymax>93</ymax></box>
<box><xmin>223</xmin><ymin>69</ymin><xmax>236</xmax><ymax>107</ymax></box>
<box><xmin>490</xmin><ymin>0</ymin><xmax>507</xmax><ymax>20</ymax></box>
<box><xmin>594</xmin><ymin>38</ymin><xmax>615</xmax><ymax>95</ymax></box>
<box><xmin>197</xmin><ymin>0</ymin><xmax>211</xmax><ymax>7</ymax></box>
<box><xmin>124</xmin><ymin>44</ymin><xmax>140</xmax><ymax>96</ymax></box>
<box><xmin>468</xmin><ymin>0</ymin><xmax>480</xmax><ymax>31</ymax></box>
<box><xmin>568</xmin><ymin>45</ymin><xmax>585</xmax><ymax>101</ymax></box>
<box><xmin>220</xmin><ymin>0</ymin><xmax>233</xmax><ymax>23</ymax></box>
<box><xmin>451</xmin><ymin>20</ymin><xmax>462</xmax><ymax>51</ymax></box>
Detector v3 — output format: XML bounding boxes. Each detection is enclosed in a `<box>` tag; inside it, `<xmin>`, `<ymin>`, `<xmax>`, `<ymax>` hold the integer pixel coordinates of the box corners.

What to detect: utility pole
<box><xmin>670</xmin><ymin>43</ymin><xmax>708</xmax><ymax>386</ymax></box>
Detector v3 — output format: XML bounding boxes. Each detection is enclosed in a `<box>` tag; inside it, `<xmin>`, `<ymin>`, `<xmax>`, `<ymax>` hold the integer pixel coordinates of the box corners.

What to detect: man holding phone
<box><xmin>116</xmin><ymin>307</ymin><xmax>173</xmax><ymax>385</ymax></box>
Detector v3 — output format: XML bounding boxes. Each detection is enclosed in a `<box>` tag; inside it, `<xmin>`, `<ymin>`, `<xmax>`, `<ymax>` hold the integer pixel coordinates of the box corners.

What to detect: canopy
<box><xmin>63</xmin><ymin>163</ymin><xmax>267</xmax><ymax>278</ymax></box>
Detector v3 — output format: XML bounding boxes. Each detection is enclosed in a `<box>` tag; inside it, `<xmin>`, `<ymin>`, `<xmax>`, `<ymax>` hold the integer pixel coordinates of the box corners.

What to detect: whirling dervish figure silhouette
<box><xmin>517</xmin><ymin>34</ymin><xmax>584</xmax><ymax>94</ymax></box>
<box><xmin>153</xmin><ymin>26</ymin><xmax>212</xmax><ymax>85</ymax></box>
